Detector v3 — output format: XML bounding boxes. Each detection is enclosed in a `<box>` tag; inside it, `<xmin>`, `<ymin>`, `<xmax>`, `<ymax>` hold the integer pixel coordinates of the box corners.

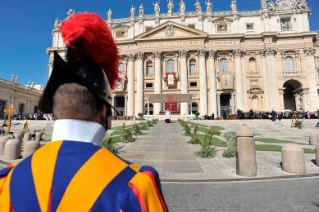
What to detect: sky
<box><xmin>1</xmin><ymin>0</ymin><xmax>319</xmax><ymax>87</ymax></box>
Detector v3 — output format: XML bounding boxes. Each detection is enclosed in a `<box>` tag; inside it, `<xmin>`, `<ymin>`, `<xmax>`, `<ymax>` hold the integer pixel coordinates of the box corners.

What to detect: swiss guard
<box><xmin>0</xmin><ymin>12</ymin><xmax>168</xmax><ymax>212</ymax></box>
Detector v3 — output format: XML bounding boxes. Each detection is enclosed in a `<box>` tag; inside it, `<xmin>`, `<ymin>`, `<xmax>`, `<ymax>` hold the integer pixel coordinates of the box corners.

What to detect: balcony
<box><xmin>284</xmin><ymin>71</ymin><xmax>300</xmax><ymax>76</ymax></box>
<box><xmin>248</xmin><ymin>71</ymin><xmax>261</xmax><ymax>76</ymax></box>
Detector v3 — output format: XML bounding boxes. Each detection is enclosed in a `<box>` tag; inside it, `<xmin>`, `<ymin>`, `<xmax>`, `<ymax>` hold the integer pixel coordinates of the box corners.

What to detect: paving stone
<box><xmin>148</xmin><ymin>146</ymin><xmax>168</xmax><ymax>152</ymax></box>
<box><xmin>144</xmin><ymin>152</ymin><xmax>166</xmax><ymax>161</ymax></box>
<box><xmin>166</xmin><ymin>152</ymin><xmax>196</xmax><ymax>161</ymax></box>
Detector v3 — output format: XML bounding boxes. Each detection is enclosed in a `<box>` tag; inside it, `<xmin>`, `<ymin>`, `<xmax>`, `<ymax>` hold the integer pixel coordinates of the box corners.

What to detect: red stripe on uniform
<box><xmin>141</xmin><ymin>171</ymin><xmax>168</xmax><ymax>212</ymax></box>
<box><xmin>130</xmin><ymin>184</ymin><xmax>146</xmax><ymax>212</ymax></box>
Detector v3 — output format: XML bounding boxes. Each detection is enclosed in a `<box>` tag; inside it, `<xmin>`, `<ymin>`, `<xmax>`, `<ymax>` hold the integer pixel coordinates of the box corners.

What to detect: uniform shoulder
<box><xmin>0</xmin><ymin>164</ymin><xmax>18</xmax><ymax>178</ymax></box>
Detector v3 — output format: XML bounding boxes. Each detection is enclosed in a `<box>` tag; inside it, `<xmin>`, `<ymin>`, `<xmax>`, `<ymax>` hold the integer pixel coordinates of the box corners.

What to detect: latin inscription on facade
<box><xmin>118</xmin><ymin>40</ymin><xmax>265</xmax><ymax>50</ymax></box>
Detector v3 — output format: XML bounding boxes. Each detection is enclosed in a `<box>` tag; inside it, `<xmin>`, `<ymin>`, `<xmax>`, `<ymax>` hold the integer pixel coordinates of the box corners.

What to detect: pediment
<box><xmin>135</xmin><ymin>21</ymin><xmax>207</xmax><ymax>41</ymax></box>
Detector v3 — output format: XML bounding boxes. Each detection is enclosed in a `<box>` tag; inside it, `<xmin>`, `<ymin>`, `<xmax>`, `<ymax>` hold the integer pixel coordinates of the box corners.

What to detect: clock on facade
<box><xmin>278</xmin><ymin>0</ymin><xmax>292</xmax><ymax>10</ymax></box>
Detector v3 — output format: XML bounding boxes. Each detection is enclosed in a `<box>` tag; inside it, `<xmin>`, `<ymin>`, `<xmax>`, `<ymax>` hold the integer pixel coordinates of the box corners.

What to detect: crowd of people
<box><xmin>8</xmin><ymin>113</ymin><xmax>55</xmax><ymax>121</ymax></box>
<box><xmin>236</xmin><ymin>109</ymin><xmax>319</xmax><ymax>120</ymax></box>
<box><xmin>203</xmin><ymin>109</ymin><xmax>319</xmax><ymax>121</ymax></box>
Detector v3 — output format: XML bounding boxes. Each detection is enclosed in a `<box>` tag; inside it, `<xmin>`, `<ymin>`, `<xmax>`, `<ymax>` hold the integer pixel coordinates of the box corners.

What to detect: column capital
<box><xmin>153</xmin><ymin>51</ymin><xmax>163</xmax><ymax>59</ymax></box>
<box><xmin>197</xmin><ymin>49</ymin><xmax>207</xmax><ymax>58</ymax></box>
<box><xmin>135</xmin><ymin>52</ymin><xmax>145</xmax><ymax>60</ymax></box>
<box><xmin>232</xmin><ymin>49</ymin><xmax>246</xmax><ymax>58</ymax></box>
<box><xmin>126</xmin><ymin>54</ymin><xmax>135</xmax><ymax>62</ymax></box>
<box><xmin>207</xmin><ymin>50</ymin><xmax>217</xmax><ymax>59</ymax></box>
<box><xmin>260</xmin><ymin>47</ymin><xmax>277</xmax><ymax>57</ymax></box>
<box><xmin>303</xmin><ymin>47</ymin><xmax>316</xmax><ymax>56</ymax></box>
<box><xmin>179</xmin><ymin>50</ymin><xmax>188</xmax><ymax>59</ymax></box>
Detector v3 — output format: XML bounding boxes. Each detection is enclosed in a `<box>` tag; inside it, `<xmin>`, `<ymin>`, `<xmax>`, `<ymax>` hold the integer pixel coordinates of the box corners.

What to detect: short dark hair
<box><xmin>53</xmin><ymin>83</ymin><xmax>105</xmax><ymax>121</ymax></box>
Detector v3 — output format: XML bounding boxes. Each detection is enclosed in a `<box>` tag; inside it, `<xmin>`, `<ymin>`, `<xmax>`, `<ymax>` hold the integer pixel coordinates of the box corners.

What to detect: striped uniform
<box><xmin>0</xmin><ymin>140</ymin><xmax>168</xmax><ymax>212</ymax></box>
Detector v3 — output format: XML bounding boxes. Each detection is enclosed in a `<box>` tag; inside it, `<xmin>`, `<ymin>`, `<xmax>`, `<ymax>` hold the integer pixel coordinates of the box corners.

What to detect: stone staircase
<box><xmin>191</xmin><ymin>119</ymin><xmax>319</xmax><ymax>143</ymax></box>
<box><xmin>3</xmin><ymin>119</ymin><xmax>318</xmax><ymax>143</ymax></box>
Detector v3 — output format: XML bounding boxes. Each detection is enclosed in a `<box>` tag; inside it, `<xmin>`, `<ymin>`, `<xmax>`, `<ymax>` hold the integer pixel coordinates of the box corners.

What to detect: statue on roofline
<box><xmin>195</xmin><ymin>0</ymin><xmax>202</xmax><ymax>13</ymax></box>
<box><xmin>167</xmin><ymin>0</ymin><xmax>174</xmax><ymax>14</ymax></box>
<box><xmin>179</xmin><ymin>0</ymin><xmax>185</xmax><ymax>13</ymax></box>
<box><xmin>54</xmin><ymin>18</ymin><xmax>61</xmax><ymax>30</ymax></box>
<box><xmin>206</xmin><ymin>0</ymin><xmax>213</xmax><ymax>14</ymax></box>
<box><xmin>139</xmin><ymin>4</ymin><xmax>144</xmax><ymax>16</ymax></box>
<box><xmin>153</xmin><ymin>1</ymin><xmax>160</xmax><ymax>15</ymax></box>
<box><xmin>67</xmin><ymin>9</ymin><xmax>75</xmax><ymax>18</ymax></box>
<box><xmin>231</xmin><ymin>0</ymin><xmax>237</xmax><ymax>12</ymax></box>
<box><xmin>130</xmin><ymin>6</ymin><xmax>136</xmax><ymax>18</ymax></box>
<box><xmin>261</xmin><ymin>0</ymin><xmax>268</xmax><ymax>9</ymax></box>
<box><xmin>107</xmin><ymin>9</ymin><xmax>113</xmax><ymax>21</ymax></box>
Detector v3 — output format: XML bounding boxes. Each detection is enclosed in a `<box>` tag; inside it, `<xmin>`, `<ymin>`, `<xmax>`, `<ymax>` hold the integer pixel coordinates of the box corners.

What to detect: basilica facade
<box><xmin>47</xmin><ymin>0</ymin><xmax>319</xmax><ymax>117</ymax></box>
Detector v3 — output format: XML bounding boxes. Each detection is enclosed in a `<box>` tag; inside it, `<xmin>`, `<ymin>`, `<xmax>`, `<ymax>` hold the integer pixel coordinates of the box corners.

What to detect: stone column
<box><xmin>208</xmin><ymin>50</ymin><xmax>217</xmax><ymax>116</ymax></box>
<box><xmin>231</xmin><ymin>93</ymin><xmax>235</xmax><ymax>114</ymax></box>
<box><xmin>217</xmin><ymin>93</ymin><xmax>221</xmax><ymax>117</ymax></box>
<box><xmin>179</xmin><ymin>50</ymin><xmax>189</xmax><ymax>115</ymax></box>
<box><xmin>124</xmin><ymin>95</ymin><xmax>128</xmax><ymax>116</ymax></box>
<box><xmin>198</xmin><ymin>49</ymin><xmax>208</xmax><ymax>116</ymax></box>
<box><xmin>304</xmin><ymin>48</ymin><xmax>319</xmax><ymax>111</ymax></box>
<box><xmin>294</xmin><ymin>94</ymin><xmax>300</xmax><ymax>111</ymax></box>
<box><xmin>263</xmin><ymin>47</ymin><xmax>279</xmax><ymax>110</ymax></box>
<box><xmin>233</xmin><ymin>49</ymin><xmax>245</xmax><ymax>111</ymax></box>
<box><xmin>260</xmin><ymin>51</ymin><xmax>270</xmax><ymax>111</ymax></box>
<box><xmin>136</xmin><ymin>52</ymin><xmax>144</xmax><ymax>116</ymax></box>
<box><xmin>126</xmin><ymin>54</ymin><xmax>135</xmax><ymax>116</ymax></box>
<box><xmin>153</xmin><ymin>51</ymin><xmax>162</xmax><ymax>115</ymax></box>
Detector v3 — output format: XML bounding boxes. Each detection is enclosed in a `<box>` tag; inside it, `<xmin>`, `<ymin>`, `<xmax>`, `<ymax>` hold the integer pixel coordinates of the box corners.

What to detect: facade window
<box><xmin>166</xmin><ymin>59</ymin><xmax>175</xmax><ymax>73</ymax></box>
<box><xmin>249</xmin><ymin>58</ymin><xmax>257</xmax><ymax>74</ymax></box>
<box><xmin>246</xmin><ymin>23</ymin><xmax>254</xmax><ymax>31</ymax></box>
<box><xmin>115</xmin><ymin>30</ymin><xmax>127</xmax><ymax>38</ymax></box>
<box><xmin>317</xmin><ymin>70</ymin><xmax>319</xmax><ymax>77</ymax></box>
<box><xmin>118</xmin><ymin>63</ymin><xmax>125</xmax><ymax>76</ymax></box>
<box><xmin>220</xmin><ymin>58</ymin><xmax>228</xmax><ymax>72</ymax></box>
<box><xmin>217</xmin><ymin>24</ymin><xmax>227</xmax><ymax>32</ymax></box>
<box><xmin>146</xmin><ymin>61</ymin><xmax>153</xmax><ymax>76</ymax></box>
<box><xmin>281</xmin><ymin>19</ymin><xmax>291</xmax><ymax>31</ymax></box>
<box><xmin>190</xmin><ymin>82</ymin><xmax>197</xmax><ymax>87</ymax></box>
<box><xmin>285</xmin><ymin>57</ymin><xmax>294</xmax><ymax>72</ymax></box>
<box><xmin>146</xmin><ymin>83</ymin><xmax>153</xmax><ymax>88</ymax></box>
<box><xmin>189</xmin><ymin>60</ymin><xmax>196</xmax><ymax>75</ymax></box>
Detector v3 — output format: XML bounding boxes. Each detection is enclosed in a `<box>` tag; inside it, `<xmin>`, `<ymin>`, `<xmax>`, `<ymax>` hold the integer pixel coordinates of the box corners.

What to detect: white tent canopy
<box><xmin>146</xmin><ymin>94</ymin><xmax>194</xmax><ymax>115</ymax></box>
<box><xmin>146</xmin><ymin>94</ymin><xmax>193</xmax><ymax>103</ymax></box>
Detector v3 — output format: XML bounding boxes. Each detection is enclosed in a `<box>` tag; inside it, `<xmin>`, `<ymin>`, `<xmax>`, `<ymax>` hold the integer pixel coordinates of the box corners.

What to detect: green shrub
<box><xmin>294</xmin><ymin>120</ymin><xmax>303</xmax><ymax>129</ymax></box>
<box><xmin>123</xmin><ymin>130</ymin><xmax>134</xmax><ymax>143</ymax></box>
<box><xmin>195</xmin><ymin>131</ymin><xmax>216</xmax><ymax>158</ymax></box>
<box><xmin>101</xmin><ymin>137</ymin><xmax>119</xmax><ymax>153</ymax></box>
<box><xmin>147</xmin><ymin>120</ymin><xmax>153</xmax><ymax>128</ymax></box>
<box><xmin>183</xmin><ymin>124</ymin><xmax>191</xmax><ymax>136</ymax></box>
<box><xmin>138</xmin><ymin>113</ymin><xmax>144</xmax><ymax>120</ymax></box>
<box><xmin>188</xmin><ymin>126</ymin><xmax>200</xmax><ymax>144</ymax></box>
<box><xmin>195</xmin><ymin>112</ymin><xmax>200</xmax><ymax>118</ymax></box>
<box><xmin>222</xmin><ymin>132</ymin><xmax>236</xmax><ymax>158</ymax></box>
<box><xmin>133</xmin><ymin>124</ymin><xmax>143</xmax><ymax>135</ymax></box>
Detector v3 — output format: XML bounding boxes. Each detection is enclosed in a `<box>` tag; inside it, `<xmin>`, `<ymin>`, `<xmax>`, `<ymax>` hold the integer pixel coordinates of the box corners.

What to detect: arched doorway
<box><xmin>283</xmin><ymin>80</ymin><xmax>303</xmax><ymax>111</ymax></box>
<box><xmin>189</xmin><ymin>102</ymin><xmax>198</xmax><ymax>115</ymax></box>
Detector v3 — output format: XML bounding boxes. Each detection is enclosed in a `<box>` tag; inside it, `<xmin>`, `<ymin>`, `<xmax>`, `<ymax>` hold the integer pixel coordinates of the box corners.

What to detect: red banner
<box><xmin>166</xmin><ymin>73</ymin><xmax>176</xmax><ymax>87</ymax></box>
<box><xmin>165</xmin><ymin>102</ymin><xmax>177</xmax><ymax>112</ymax></box>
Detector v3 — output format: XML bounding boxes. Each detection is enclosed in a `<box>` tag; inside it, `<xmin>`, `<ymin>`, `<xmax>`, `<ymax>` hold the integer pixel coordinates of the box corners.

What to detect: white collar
<box><xmin>51</xmin><ymin>119</ymin><xmax>106</xmax><ymax>146</ymax></box>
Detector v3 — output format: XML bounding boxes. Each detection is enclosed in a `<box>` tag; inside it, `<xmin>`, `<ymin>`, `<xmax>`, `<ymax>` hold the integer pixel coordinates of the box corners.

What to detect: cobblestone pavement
<box><xmin>162</xmin><ymin>177</ymin><xmax>319</xmax><ymax>212</ymax></box>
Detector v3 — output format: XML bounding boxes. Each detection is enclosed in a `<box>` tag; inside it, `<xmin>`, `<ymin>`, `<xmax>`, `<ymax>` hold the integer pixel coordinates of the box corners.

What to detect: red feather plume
<box><xmin>60</xmin><ymin>13</ymin><xmax>120</xmax><ymax>89</ymax></box>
